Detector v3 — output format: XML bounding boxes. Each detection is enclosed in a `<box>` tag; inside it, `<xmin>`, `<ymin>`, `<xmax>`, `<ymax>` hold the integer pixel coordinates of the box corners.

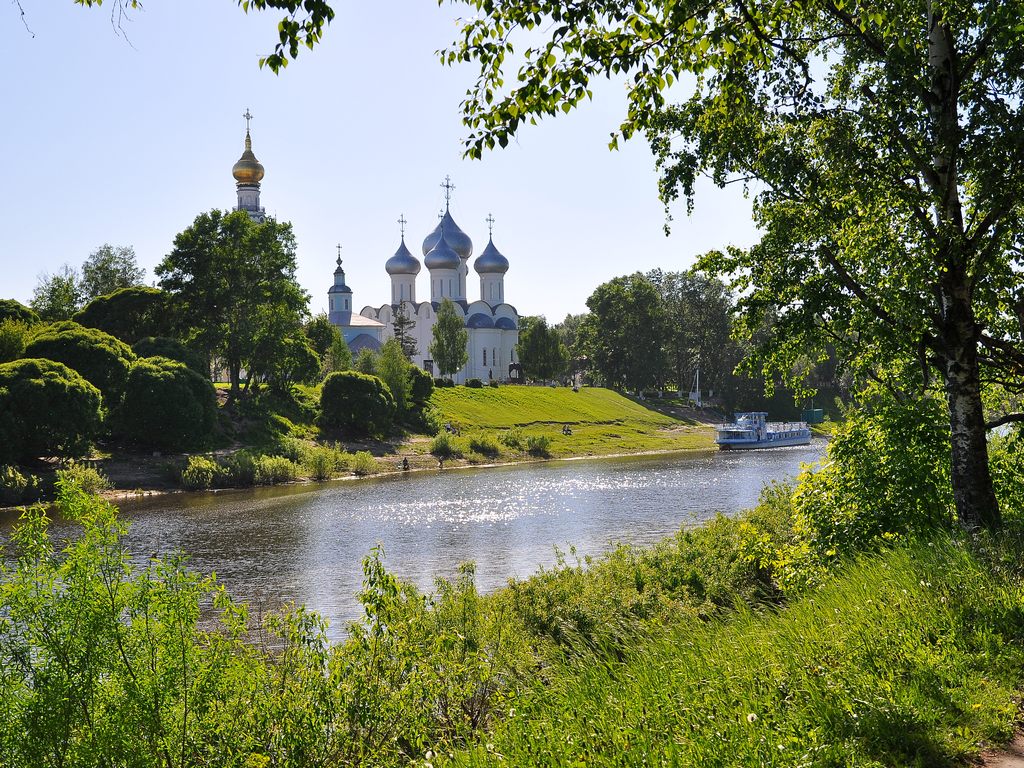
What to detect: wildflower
<box><xmin>747</xmin><ymin>713</ymin><xmax>758</xmax><ymax>723</ymax></box>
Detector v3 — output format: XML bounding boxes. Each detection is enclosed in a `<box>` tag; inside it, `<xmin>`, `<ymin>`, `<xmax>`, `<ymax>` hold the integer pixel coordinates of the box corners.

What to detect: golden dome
<box><xmin>232</xmin><ymin>131</ymin><xmax>265</xmax><ymax>185</ymax></box>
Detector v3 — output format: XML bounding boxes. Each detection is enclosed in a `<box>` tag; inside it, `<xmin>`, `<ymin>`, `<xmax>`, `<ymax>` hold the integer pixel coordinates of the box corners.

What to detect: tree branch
<box><xmin>985</xmin><ymin>412</ymin><xmax>1024</xmax><ymax>430</ymax></box>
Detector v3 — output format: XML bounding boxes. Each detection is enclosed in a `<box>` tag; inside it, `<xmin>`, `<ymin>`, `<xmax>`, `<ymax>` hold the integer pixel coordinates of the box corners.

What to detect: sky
<box><xmin>0</xmin><ymin>1</ymin><xmax>760</xmax><ymax>320</ymax></box>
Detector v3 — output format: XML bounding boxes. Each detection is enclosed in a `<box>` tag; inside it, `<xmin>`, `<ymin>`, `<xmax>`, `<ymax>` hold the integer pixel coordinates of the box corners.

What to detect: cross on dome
<box><xmin>486</xmin><ymin>213</ymin><xmax>495</xmax><ymax>237</ymax></box>
<box><xmin>336</xmin><ymin>243</ymin><xmax>342</xmax><ymax>266</ymax></box>
<box><xmin>243</xmin><ymin>108</ymin><xmax>253</xmax><ymax>132</ymax></box>
<box><xmin>398</xmin><ymin>214</ymin><xmax>407</xmax><ymax>238</ymax></box>
<box><xmin>441</xmin><ymin>175</ymin><xmax>455</xmax><ymax>209</ymax></box>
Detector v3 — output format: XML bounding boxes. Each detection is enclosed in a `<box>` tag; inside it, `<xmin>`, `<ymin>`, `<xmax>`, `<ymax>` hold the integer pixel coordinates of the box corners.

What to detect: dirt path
<box><xmin>982</xmin><ymin>735</ymin><xmax>1024</xmax><ymax>767</ymax></box>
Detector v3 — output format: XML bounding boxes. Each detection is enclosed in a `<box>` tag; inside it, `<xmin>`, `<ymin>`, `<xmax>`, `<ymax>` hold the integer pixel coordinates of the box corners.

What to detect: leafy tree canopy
<box><xmin>73</xmin><ymin>0</ymin><xmax>335</xmax><ymax>71</ymax></box>
<box><xmin>377</xmin><ymin>338</ymin><xmax>412</xmax><ymax>415</ymax></box>
<box><xmin>408</xmin><ymin>365</ymin><xmax>434</xmax><ymax>406</ymax></box>
<box><xmin>429</xmin><ymin>299</ymin><xmax>468</xmax><ymax>378</ymax></box>
<box><xmin>392</xmin><ymin>303</ymin><xmax>419</xmax><ymax>359</ymax></box>
<box><xmin>30</xmin><ymin>265</ymin><xmax>83</xmax><ymax>321</ymax></box>
<box><xmin>516</xmin><ymin>316</ymin><xmax>567</xmax><ymax>382</ymax></box>
<box><xmin>80</xmin><ymin>244</ymin><xmax>145</xmax><ymax>302</ymax></box>
<box><xmin>584</xmin><ymin>274</ymin><xmax>664</xmax><ymax>392</ymax></box>
<box><xmin>446</xmin><ymin>0</ymin><xmax>1024</xmax><ymax>530</ymax></box>
<box><xmin>156</xmin><ymin>210</ymin><xmax>308</xmax><ymax>402</ymax></box>
<box><xmin>305</xmin><ymin>312</ymin><xmax>342</xmax><ymax>359</ymax></box>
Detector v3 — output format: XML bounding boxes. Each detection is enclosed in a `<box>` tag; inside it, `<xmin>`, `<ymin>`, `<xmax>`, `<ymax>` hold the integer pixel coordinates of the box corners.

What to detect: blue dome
<box><xmin>474</xmin><ymin>236</ymin><xmax>509</xmax><ymax>274</ymax></box>
<box><xmin>424</xmin><ymin>231</ymin><xmax>461</xmax><ymax>270</ymax></box>
<box><xmin>422</xmin><ymin>210</ymin><xmax>473</xmax><ymax>260</ymax></box>
<box><xmin>467</xmin><ymin>313</ymin><xmax>495</xmax><ymax>329</ymax></box>
<box><xmin>495</xmin><ymin>316</ymin><xmax>517</xmax><ymax>330</ymax></box>
<box><xmin>385</xmin><ymin>238</ymin><xmax>421</xmax><ymax>276</ymax></box>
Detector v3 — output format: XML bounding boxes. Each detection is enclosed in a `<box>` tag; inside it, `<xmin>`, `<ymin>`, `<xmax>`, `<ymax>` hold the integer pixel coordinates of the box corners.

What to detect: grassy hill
<box><xmin>427</xmin><ymin>385</ymin><xmax>714</xmax><ymax>458</ymax></box>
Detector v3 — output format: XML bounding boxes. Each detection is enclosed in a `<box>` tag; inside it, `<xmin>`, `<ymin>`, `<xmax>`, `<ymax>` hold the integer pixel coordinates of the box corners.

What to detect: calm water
<box><xmin>1</xmin><ymin>443</ymin><xmax>823</xmax><ymax>640</ymax></box>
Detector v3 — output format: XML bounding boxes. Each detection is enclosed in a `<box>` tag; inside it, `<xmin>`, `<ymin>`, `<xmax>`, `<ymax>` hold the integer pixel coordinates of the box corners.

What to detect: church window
<box><xmin>493</xmin><ymin>348</ymin><xmax>497</xmax><ymax>366</ymax></box>
<box><xmin>483</xmin><ymin>349</ymin><xmax>487</xmax><ymax>366</ymax></box>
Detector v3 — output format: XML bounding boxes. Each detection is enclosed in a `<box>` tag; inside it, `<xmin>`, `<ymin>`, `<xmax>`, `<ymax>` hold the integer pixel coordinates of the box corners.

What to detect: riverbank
<box><xmin>3</xmin><ymin>386</ymin><xmax>722</xmax><ymax>505</ymax></box>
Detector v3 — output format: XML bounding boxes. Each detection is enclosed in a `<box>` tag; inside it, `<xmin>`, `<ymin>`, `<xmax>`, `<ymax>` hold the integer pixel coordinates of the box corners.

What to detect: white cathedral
<box><xmin>231</xmin><ymin>118</ymin><xmax>521</xmax><ymax>383</ymax></box>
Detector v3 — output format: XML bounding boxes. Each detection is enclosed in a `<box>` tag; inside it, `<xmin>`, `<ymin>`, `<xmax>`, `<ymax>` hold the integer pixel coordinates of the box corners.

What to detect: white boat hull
<box><xmin>717</xmin><ymin>433</ymin><xmax>812</xmax><ymax>450</ymax></box>
<box><xmin>715</xmin><ymin>412</ymin><xmax>812</xmax><ymax>450</ymax></box>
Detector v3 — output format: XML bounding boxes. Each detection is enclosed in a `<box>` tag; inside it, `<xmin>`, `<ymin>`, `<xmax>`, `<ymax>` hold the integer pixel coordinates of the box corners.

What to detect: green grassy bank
<box><xmin>426</xmin><ymin>385</ymin><xmax>714</xmax><ymax>458</ymax></box>
<box><xmin>445</xmin><ymin>538</ymin><xmax>1024</xmax><ymax>767</ymax></box>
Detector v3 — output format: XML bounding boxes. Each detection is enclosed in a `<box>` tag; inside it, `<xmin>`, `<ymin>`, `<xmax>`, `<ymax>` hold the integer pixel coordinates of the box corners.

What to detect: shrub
<box><xmin>74</xmin><ymin>287</ymin><xmax>170</xmax><ymax>344</ymax></box>
<box><xmin>0</xmin><ymin>358</ymin><xmax>103</xmax><ymax>463</ymax></box>
<box><xmin>132</xmin><ymin>337</ymin><xmax>207</xmax><ymax>377</ymax></box>
<box><xmin>465</xmin><ymin>378</ymin><xmax>484</xmax><ymax>388</ymax></box>
<box><xmin>271</xmin><ymin>436</ymin><xmax>308</xmax><ymax>463</ymax></box>
<box><xmin>0</xmin><ymin>299</ymin><xmax>38</xmax><ymax>325</ymax></box>
<box><xmin>526</xmin><ymin>434</ymin><xmax>552</xmax><ymax>457</ymax></box>
<box><xmin>757</xmin><ymin>390</ymin><xmax>956</xmax><ymax>591</ymax></box>
<box><xmin>406</xmin><ymin>404</ymin><xmax>442</xmax><ymax>436</ymax></box>
<box><xmin>320</xmin><ymin>371</ymin><xmax>396</xmax><ymax>436</ymax></box>
<box><xmin>408</xmin><ymin>365</ymin><xmax>434</xmax><ymax>405</ymax></box>
<box><xmin>254</xmin><ymin>455</ymin><xmax>299</xmax><ymax>485</ymax></box>
<box><xmin>24</xmin><ymin>323</ymin><xmax>135</xmax><ymax>401</ymax></box>
<box><xmin>433</xmin><ymin>377</ymin><xmax>455</xmax><ymax>388</ymax></box>
<box><xmin>304</xmin><ymin>445</ymin><xmax>347</xmax><ymax>481</ymax></box>
<box><xmin>55</xmin><ymin>461</ymin><xmax>112</xmax><ymax>494</ymax></box>
<box><xmin>219</xmin><ymin>452</ymin><xmax>258</xmax><ymax>486</ymax></box>
<box><xmin>500</xmin><ymin>428</ymin><xmax>525</xmax><ymax>450</ymax></box>
<box><xmin>0</xmin><ymin>465</ymin><xmax>40</xmax><ymax>505</ymax></box>
<box><xmin>181</xmin><ymin>456</ymin><xmax>218</xmax><ymax>490</ymax></box>
<box><xmin>0</xmin><ymin>319</ymin><xmax>31</xmax><ymax>363</ymax></box>
<box><xmin>489</xmin><ymin>380</ymin><xmax>499</xmax><ymax>388</ymax></box>
<box><xmin>0</xmin><ymin>298</ymin><xmax>39</xmax><ymax>324</ymax></box>
<box><xmin>350</xmin><ymin>450</ymin><xmax>378</xmax><ymax>476</ymax></box>
<box><xmin>117</xmin><ymin>357</ymin><xmax>217</xmax><ymax>451</ymax></box>
<box><xmin>469</xmin><ymin>434</ymin><xmax>501</xmax><ymax>458</ymax></box>
<box><xmin>430</xmin><ymin>432</ymin><xmax>463</xmax><ymax>459</ymax></box>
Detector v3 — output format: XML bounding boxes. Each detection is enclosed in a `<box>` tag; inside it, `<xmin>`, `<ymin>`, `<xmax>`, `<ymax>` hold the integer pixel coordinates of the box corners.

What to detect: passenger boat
<box><xmin>714</xmin><ymin>411</ymin><xmax>812</xmax><ymax>449</ymax></box>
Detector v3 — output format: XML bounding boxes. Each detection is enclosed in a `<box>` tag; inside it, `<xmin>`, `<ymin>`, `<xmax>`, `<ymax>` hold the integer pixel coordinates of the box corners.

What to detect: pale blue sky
<box><xmin>0</xmin><ymin>1</ymin><xmax>759</xmax><ymax>319</ymax></box>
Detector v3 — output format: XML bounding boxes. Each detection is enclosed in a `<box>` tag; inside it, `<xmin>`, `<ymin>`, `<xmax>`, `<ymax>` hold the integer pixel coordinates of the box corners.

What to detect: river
<box><xmin>1</xmin><ymin>442</ymin><xmax>823</xmax><ymax>640</ymax></box>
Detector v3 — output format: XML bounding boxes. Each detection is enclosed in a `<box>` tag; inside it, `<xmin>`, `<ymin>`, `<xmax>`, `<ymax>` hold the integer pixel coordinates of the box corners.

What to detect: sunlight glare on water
<box><xmin>0</xmin><ymin>444</ymin><xmax>823</xmax><ymax>641</ymax></box>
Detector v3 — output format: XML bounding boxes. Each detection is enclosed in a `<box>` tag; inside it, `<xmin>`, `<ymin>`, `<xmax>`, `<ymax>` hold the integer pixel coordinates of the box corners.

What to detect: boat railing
<box><xmin>768</xmin><ymin>422</ymin><xmax>811</xmax><ymax>433</ymax></box>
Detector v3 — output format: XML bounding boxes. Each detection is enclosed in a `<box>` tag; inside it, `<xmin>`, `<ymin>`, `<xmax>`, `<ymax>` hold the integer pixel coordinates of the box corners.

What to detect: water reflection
<box><xmin>0</xmin><ymin>443</ymin><xmax>823</xmax><ymax>641</ymax></box>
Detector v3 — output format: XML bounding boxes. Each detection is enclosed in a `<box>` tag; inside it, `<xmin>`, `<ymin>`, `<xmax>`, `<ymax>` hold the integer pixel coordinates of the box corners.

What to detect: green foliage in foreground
<box><xmin>3</xmin><ymin>482</ymin><xmax>1024</xmax><ymax>767</ymax></box>
<box><xmin>447</xmin><ymin>539</ymin><xmax>1024</xmax><ymax>768</ymax></box>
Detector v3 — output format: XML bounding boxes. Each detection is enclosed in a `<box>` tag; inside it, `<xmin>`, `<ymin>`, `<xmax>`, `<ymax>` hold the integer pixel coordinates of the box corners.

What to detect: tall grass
<box><xmin>443</xmin><ymin>538</ymin><xmax>1024</xmax><ymax>767</ymax></box>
